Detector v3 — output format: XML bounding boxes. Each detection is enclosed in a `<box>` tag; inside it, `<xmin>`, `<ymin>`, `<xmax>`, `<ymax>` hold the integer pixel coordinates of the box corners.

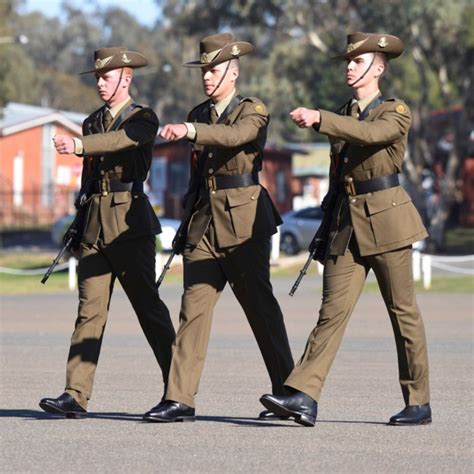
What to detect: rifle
<box><xmin>41</xmin><ymin>209</ymin><xmax>85</xmax><ymax>284</ymax></box>
<box><xmin>155</xmin><ymin>219</ymin><xmax>189</xmax><ymax>289</ymax></box>
<box><xmin>155</xmin><ymin>183</ymin><xmax>200</xmax><ymax>289</ymax></box>
<box><xmin>289</xmin><ymin>188</ymin><xmax>338</xmax><ymax>296</ymax></box>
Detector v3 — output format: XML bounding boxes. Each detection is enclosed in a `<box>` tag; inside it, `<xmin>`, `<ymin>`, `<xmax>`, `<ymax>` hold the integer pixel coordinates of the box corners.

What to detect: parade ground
<box><xmin>1</xmin><ymin>275</ymin><xmax>473</xmax><ymax>473</ymax></box>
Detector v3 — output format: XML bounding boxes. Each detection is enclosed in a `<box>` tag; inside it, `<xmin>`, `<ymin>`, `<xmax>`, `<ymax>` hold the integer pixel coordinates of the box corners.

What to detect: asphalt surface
<box><xmin>1</xmin><ymin>276</ymin><xmax>473</xmax><ymax>473</ymax></box>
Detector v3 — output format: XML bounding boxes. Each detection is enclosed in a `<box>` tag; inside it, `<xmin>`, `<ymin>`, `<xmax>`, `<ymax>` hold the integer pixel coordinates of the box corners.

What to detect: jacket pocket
<box><xmin>365</xmin><ymin>187</ymin><xmax>411</xmax><ymax>215</ymax></box>
<box><xmin>111</xmin><ymin>192</ymin><xmax>132</xmax><ymax>235</ymax></box>
<box><xmin>226</xmin><ymin>187</ymin><xmax>260</xmax><ymax>238</ymax></box>
<box><xmin>365</xmin><ymin>187</ymin><xmax>420</xmax><ymax>247</ymax></box>
<box><xmin>112</xmin><ymin>191</ymin><xmax>130</xmax><ymax>205</ymax></box>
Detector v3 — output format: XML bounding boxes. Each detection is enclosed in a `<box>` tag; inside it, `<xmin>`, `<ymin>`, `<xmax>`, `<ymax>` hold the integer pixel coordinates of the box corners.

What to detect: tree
<box><xmin>2</xmin><ymin>0</ymin><xmax>469</xmax><ymax>246</ymax></box>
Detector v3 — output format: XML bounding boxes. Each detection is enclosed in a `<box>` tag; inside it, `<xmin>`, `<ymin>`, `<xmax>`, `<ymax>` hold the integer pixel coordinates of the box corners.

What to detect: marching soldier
<box><xmin>39</xmin><ymin>47</ymin><xmax>175</xmax><ymax>417</ymax></box>
<box><xmin>261</xmin><ymin>32</ymin><xmax>431</xmax><ymax>426</ymax></box>
<box><xmin>143</xmin><ymin>33</ymin><xmax>294</xmax><ymax>422</ymax></box>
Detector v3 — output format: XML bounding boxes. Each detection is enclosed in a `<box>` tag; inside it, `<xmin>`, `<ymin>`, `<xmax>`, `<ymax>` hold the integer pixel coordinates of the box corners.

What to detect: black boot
<box><xmin>143</xmin><ymin>400</ymin><xmax>195</xmax><ymax>423</ymax></box>
<box><xmin>258</xmin><ymin>410</ymin><xmax>290</xmax><ymax>420</ymax></box>
<box><xmin>260</xmin><ymin>391</ymin><xmax>317</xmax><ymax>427</ymax></box>
<box><xmin>39</xmin><ymin>392</ymin><xmax>87</xmax><ymax>418</ymax></box>
<box><xmin>389</xmin><ymin>403</ymin><xmax>432</xmax><ymax>426</ymax></box>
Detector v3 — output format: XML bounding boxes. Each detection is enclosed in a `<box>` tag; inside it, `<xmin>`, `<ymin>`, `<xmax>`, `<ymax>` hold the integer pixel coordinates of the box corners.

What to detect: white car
<box><xmin>279</xmin><ymin>207</ymin><xmax>323</xmax><ymax>255</ymax></box>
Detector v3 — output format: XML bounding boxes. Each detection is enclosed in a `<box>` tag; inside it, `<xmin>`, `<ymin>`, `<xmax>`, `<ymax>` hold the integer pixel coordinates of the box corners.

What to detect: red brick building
<box><xmin>0</xmin><ymin>103</ymin><xmax>85</xmax><ymax>228</ymax></box>
<box><xmin>150</xmin><ymin>139</ymin><xmax>294</xmax><ymax>219</ymax></box>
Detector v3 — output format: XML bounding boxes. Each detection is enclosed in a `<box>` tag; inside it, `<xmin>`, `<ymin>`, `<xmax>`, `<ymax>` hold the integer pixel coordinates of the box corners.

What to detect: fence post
<box><xmin>271</xmin><ymin>230</ymin><xmax>280</xmax><ymax>262</ymax></box>
<box><xmin>68</xmin><ymin>257</ymin><xmax>77</xmax><ymax>291</ymax></box>
<box><xmin>155</xmin><ymin>252</ymin><xmax>163</xmax><ymax>277</ymax></box>
<box><xmin>412</xmin><ymin>250</ymin><xmax>421</xmax><ymax>281</ymax></box>
<box><xmin>422</xmin><ymin>254</ymin><xmax>432</xmax><ymax>290</ymax></box>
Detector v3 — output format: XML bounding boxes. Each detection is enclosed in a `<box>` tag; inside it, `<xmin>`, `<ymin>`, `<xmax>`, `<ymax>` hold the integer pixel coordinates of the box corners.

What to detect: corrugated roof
<box><xmin>0</xmin><ymin>102</ymin><xmax>86</xmax><ymax>136</ymax></box>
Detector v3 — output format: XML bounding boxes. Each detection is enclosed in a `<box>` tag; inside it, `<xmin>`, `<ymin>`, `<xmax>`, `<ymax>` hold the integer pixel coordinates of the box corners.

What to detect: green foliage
<box><xmin>0</xmin><ymin>44</ymin><xmax>39</xmax><ymax>106</ymax></box>
<box><xmin>2</xmin><ymin>0</ymin><xmax>468</xmax><ymax>132</ymax></box>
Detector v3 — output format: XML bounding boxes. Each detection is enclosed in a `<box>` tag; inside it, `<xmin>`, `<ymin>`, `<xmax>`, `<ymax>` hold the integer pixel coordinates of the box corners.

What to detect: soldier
<box><xmin>39</xmin><ymin>47</ymin><xmax>175</xmax><ymax>418</ymax></box>
<box><xmin>260</xmin><ymin>33</ymin><xmax>431</xmax><ymax>426</ymax></box>
<box><xmin>143</xmin><ymin>33</ymin><xmax>294</xmax><ymax>422</ymax></box>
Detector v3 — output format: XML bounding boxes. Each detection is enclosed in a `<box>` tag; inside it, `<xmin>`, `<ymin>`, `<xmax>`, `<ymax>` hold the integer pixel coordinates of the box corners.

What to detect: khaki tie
<box><xmin>209</xmin><ymin>105</ymin><xmax>218</xmax><ymax>124</ymax></box>
<box><xmin>103</xmin><ymin>109</ymin><xmax>113</xmax><ymax>130</ymax></box>
<box><xmin>349</xmin><ymin>101</ymin><xmax>359</xmax><ymax>119</ymax></box>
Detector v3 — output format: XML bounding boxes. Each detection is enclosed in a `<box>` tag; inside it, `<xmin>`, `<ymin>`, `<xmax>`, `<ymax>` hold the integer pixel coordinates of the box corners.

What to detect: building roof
<box><xmin>286</xmin><ymin>142</ymin><xmax>331</xmax><ymax>177</ymax></box>
<box><xmin>0</xmin><ymin>102</ymin><xmax>86</xmax><ymax>137</ymax></box>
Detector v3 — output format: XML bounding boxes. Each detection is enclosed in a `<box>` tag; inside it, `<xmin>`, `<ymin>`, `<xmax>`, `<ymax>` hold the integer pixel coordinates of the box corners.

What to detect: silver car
<box><xmin>279</xmin><ymin>206</ymin><xmax>323</xmax><ymax>255</ymax></box>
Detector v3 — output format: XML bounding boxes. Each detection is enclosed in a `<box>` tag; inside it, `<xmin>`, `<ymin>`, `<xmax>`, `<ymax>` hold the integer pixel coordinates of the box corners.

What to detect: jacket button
<box><xmin>208</xmin><ymin>152</ymin><xmax>213</xmax><ymax>158</ymax></box>
<box><xmin>350</xmin><ymin>198</ymin><xmax>356</xmax><ymax>203</ymax></box>
<box><xmin>208</xmin><ymin>168</ymin><xmax>214</xmax><ymax>173</ymax></box>
<box><xmin>392</xmin><ymin>202</ymin><xmax>396</xmax><ymax>206</ymax></box>
<box><xmin>211</xmin><ymin>190</ymin><xmax>216</xmax><ymax>195</ymax></box>
<box><xmin>100</xmin><ymin>156</ymin><xmax>104</xmax><ymax>162</ymax></box>
<box><xmin>100</xmin><ymin>170</ymin><xmax>105</xmax><ymax>175</ymax></box>
<box><xmin>343</xmin><ymin>157</ymin><xmax>349</xmax><ymax>163</ymax></box>
<box><xmin>251</xmin><ymin>196</ymin><xmax>255</xmax><ymax>200</ymax></box>
<box><xmin>347</xmin><ymin>177</ymin><xmax>353</xmax><ymax>183</ymax></box>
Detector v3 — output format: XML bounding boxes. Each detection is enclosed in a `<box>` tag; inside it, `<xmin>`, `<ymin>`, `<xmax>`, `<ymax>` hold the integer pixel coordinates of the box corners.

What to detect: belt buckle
<box><xmin>344</xmin><ymin>177</ymin><xmax>356</xmax><ymax>196</ymax></box>
<box><xmin>100</xmin><ymin>179</ymin><xmax>109</xmax><ymax>197</ymax></box>
<box><xmin>207</xmin><ymin>176</ymin><xmax>216</xmax><ymax>191</ymax></box>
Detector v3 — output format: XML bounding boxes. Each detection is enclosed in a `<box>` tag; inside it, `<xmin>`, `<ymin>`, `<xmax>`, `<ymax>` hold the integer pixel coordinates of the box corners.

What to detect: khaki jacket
<box><xmin>319</xmin><ymin>97</ymin><xmax>428</xmax><ymax>256</ymax></box>
<box><xmin>79</xmin><ymin>99</ymin><xmax>161</xmax><ymax>244</ymax></box>
<box><xmin>185</xmin><ymin>96</ymin><xmax>282</xmax><ymax>248</ymax></box>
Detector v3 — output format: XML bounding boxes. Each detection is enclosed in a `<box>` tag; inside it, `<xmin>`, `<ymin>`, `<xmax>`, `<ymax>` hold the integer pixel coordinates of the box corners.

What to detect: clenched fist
<box><xmin>53</xmin><ymin>135</ymin><xmax>75</xmax><ymax>154</ymax></box>
<box><xmin>290</xmin><ymin>107</ymin><xmax>321</xmax><ymax>128</ymax></box>
<box><xmin>159</xmin><ymin>124</ymin><xmax>188</xmax><ymax>141</ymax></box>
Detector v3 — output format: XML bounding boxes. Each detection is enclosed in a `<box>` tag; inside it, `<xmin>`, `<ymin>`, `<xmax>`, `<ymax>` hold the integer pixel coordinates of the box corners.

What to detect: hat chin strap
<box><xmin>103</xmin><ymin>68</ymin><xmax>124</xmax><ymax>104</ymax></box>
<box><xmin>347</xmin><ymin>53</ymin><xmax>376</xmax><ymax>87</ymax></box>
<box><xmin>207</xmin><ymin>60</ymin><xmax>232</xmax><ymax>99</ymax></box>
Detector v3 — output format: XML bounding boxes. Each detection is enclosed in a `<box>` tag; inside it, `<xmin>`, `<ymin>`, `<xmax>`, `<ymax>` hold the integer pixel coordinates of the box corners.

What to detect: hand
<box><xmin>290</xmin><ymin>107</ymin><xmax>321</xmax><ymax>128</ymax></box>
<box><xmin>159</xmin><ymin>124</ymin><xmax>188</xmax><ymax>141</ymax></box>
<box><xmin>53</xmin><ymin>135</ymin><xmax>75</xmax><ymax>154</ymax></box>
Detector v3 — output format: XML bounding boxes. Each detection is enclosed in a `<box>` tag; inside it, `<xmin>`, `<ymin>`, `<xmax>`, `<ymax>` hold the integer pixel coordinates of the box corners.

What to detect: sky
<box><xmin>20</xmin><ymin>0</ymin><xmax>160</xmax><ymax>27</ymax></box>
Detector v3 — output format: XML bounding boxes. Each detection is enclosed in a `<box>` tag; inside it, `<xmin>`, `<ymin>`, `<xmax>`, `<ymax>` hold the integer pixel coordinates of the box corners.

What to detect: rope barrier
<box><xmin>0</xmin><ymin>253</ymin><xmax>472</xmax><ymax>293</ymax></box>
<box><xmin>0</xmin><ymin>262</ymin><xmax>69</xmax><ymax>275</ymax></box>
<box><xmin>430</xmin><ymin>261</ymin><xmax>474</xmax><ymax>275</ymax></box>
<box><xmin>429</xmin><ymin>255</ymin><xmax>474</xmax><ymax>262</ymax></box>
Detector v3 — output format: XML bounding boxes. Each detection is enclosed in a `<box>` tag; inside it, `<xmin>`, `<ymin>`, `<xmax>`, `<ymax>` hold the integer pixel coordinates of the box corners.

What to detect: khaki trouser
<box><xmin>166</xmin><ymin>229</ymin><xmax>294</xmax><ymax>407</ymax></box>
<box><xmin>286</xmin><ymin>241</ymin><xmax>430</xmax><ymax>405</ymax></box>
<box><xmin>65</xmin><ymin>236</ymin><xmax>175</xmax><ymax>409</ymax></box>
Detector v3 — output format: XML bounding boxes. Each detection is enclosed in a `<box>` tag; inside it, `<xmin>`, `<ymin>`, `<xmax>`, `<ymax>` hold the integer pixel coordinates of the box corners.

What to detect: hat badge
<box><xmin>346</xmin><ymin>43</ymin><xmax>356</xmax><ymax>53</ymax></box>
<box><xmin>201</xmin><ymin>52</ymin><xmax>209</xmax><ymax>63</ymax></box>
<box><xmin>121</xmin><ymin>53</ymin><xmax>131</xmax><ymax>64</ymax></box>
<box><xmin>95</xmin><ymin>56</ymin><xmax>112</xmax><ymax>69</ymax></box>
<box><xmin>231</xmin><ymin>44</ymin><xmax>241</xmax><ymax>56</ymax></box>
<box><xmin>378</xmin><ymin>37</ymin><xmax>388</xmax><ymax>48</ymax></box>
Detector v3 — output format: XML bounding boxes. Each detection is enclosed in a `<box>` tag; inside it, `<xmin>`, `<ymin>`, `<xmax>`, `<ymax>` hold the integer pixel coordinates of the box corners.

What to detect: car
<box><xmin>157</xmin><ymin>217</ymin><xmax>181</xmax><ymax>251</ymax></box>
<box><xmin>279</xmin><ymin>206</ymin><xmax>323</xmax><ymax>255</ymax></box>
<box><xmin>51</xmin><ymin>213</ymin><xmax>75</xmax><ymax>246</ymax></box>
<box><xmin>51</xmin><ymin>214</ymin><xmax>181</xmax><ymax>251</ymax></box>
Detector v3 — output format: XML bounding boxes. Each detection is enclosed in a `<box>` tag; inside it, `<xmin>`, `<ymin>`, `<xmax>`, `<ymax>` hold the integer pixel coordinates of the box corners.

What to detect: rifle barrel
<box><xmin>155</xmin><ymin>251</ymin><xmax>176</xmax><ymax>288</ymax></box>
<box><xmin>289</xmin><ymin>250</ymin><xmax>315</xmax><ymax>296</ymax></box>
<box><xmin>41</xmin><ymin>236</ymin><xmax>73</xmax><ymax>284</ymax></box>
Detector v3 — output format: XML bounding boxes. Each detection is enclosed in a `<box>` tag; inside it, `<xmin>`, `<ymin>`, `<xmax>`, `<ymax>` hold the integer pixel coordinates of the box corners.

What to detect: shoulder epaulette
<box><xmin>239</xmin><ymin>96</ymin><xmax>268</xmax><ymax>115</ymax></box>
